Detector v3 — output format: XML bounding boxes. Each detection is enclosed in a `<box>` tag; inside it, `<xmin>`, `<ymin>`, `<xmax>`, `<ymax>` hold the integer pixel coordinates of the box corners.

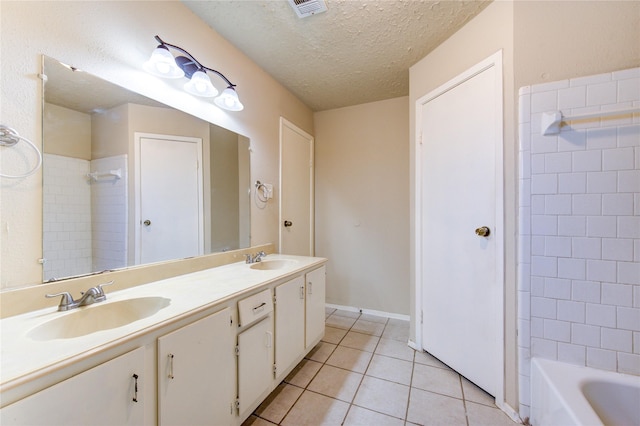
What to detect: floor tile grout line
<box><xmin>403</xmin><ymin>347</ymin><xmax>417</xmax><ymax>425</ymax></box>
<box><xmin>459</xmin><ymin>372</ymin><xmax>471</xmax><ymax>426</ymax></box>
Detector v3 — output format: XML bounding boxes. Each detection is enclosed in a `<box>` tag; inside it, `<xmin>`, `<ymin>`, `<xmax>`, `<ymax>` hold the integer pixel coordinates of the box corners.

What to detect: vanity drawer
<box><xmin>238</xmin><ymin>289</ymin><xmax>273</xmax><ymax>327</ymax></box>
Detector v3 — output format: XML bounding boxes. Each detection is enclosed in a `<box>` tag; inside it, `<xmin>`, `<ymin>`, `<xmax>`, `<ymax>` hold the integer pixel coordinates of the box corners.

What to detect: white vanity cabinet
<box><xmin>273</xmin><ymin>266</ymin><xmax>326</xmax><ymax>382</ymax></box>
<box><xmin>305</xmin><ymin>266</ymin><xmax>326</xmax><ymax>349</ymax></box>
<box><xmin>274</xmin><ymin>276</ymin><xmax>305</xmax><ymax>380</ymax></box>
<box><xmin>0</xmin><ymin>347</ymin><xmax>146</xmax><ymax>425</ymax></box>
<box><xmin>157</xmin><ymin>307</ymin><xmax>234</xmax><ymax>426</ymax></box>
<box><xmin>0</xmin><ymin>256</ymin><xmax>328</xmax><ymax>426</ymax></box>
<box><xmin>236</xmin><ymin>289</ymin><xmax>275</xmax><ymax>420</ymax></box>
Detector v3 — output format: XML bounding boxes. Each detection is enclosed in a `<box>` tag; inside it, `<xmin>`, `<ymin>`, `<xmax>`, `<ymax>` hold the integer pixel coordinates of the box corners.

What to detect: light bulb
<box><xmin>183</xmin><ymin>70</ymin><xmax>218</xmax><ymax>97</ymax></box>
<box><xmin>143</xmin><ymin>46</ymin><xmax>184</xmax><ymax>79</ymax></box>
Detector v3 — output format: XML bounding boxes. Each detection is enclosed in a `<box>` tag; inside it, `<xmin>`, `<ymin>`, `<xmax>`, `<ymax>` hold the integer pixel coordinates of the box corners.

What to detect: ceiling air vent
<box><xmin>289</xmin><ymin>0</ymin><xmax>328</xmax><ymax>18</ymax></box>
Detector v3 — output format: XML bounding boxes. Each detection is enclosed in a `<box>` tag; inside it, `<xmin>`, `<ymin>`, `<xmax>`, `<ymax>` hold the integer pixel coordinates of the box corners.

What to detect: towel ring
<box><xmin>0</xmin><ymin>125</ymin><xmax>43</xmax><ymax>179</ymax></box>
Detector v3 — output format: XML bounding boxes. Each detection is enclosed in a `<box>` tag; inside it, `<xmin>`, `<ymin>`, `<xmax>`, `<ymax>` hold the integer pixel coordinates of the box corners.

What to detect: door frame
<box><xmin>278</xmin><ymin>117</ymin><xmax>315</xmax><ymax>255</ymax></box>
<box><xmin>133</xmin><ymin>132</ymin><xmax>204</xmax><ymax>264</ymax></box>
<box><xmin>413</xmin><ymin>50</ymin><xmax>505</xmax><ymax>405</ymax></box>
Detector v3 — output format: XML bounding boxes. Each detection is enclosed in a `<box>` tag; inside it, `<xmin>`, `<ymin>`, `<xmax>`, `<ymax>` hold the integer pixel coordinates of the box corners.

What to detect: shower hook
<box><xmin>0</xmin><ymin>124</ymin><xmax>43</xmax><ymax>179</ymax></box>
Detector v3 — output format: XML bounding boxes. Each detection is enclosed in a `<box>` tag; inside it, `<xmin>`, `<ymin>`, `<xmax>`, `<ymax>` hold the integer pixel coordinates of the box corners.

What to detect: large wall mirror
<box><xmin>42</xmin><ymin>55</ymin><xmax>251</xmax><ymax>282</ymax></box>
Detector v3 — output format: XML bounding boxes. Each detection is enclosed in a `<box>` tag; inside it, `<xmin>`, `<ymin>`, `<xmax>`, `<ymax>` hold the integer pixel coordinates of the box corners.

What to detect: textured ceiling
<box><xmin>44</xmin><ymin>56</ymin><xmax>167</xmax><ymax>114</ymax></box>
<box><xmin>183</xmin><ymin>0</ymin><xmax>491</xmax><ymax>111</ymax></box>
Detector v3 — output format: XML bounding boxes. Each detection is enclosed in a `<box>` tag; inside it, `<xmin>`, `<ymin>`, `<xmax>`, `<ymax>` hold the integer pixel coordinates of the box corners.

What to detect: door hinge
<box><xmin>273</xmin><ymin>364</ymin><xmax>277</xmax><ymax>376</ymax></box>
<box><xmin>234</xmin><ymin>399</ymin><xmax>240</xmax><ymax>412</ymax></box>
<box><xmin>235</xmin><ymin>345</ymin><xmax>239</xmax><ymax>356</ymax></box>
<box><xmin>230</xmin><ymin>315</ymin><xmax>233</xmax><ymax>326</ymax></box>
<box><xmin>273</xmin><ymin>295</ymin><xmax>277</xmax><ymax>305</ymax></box>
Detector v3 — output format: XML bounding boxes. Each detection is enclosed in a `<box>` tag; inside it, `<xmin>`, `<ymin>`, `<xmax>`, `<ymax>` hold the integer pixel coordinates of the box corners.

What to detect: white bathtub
<box><xmin>531</xmin><ymin>358</ymin><xmax>640</xmax><ymax>426</ymax></box>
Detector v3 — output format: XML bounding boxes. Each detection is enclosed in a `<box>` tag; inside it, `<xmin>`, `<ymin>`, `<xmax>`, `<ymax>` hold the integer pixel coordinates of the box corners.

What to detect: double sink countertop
<box><xmin>0</xmin><ymin>255</ymin><xmax>327</xmax><ymax>394</ymax></box>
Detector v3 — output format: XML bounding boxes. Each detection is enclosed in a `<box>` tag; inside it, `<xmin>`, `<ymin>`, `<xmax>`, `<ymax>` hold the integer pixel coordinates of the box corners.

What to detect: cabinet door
<box><xmin>158</xmin><ymin>308</ymin><xmax>233</xmax><ymax>426</ymax></box>
<box><xmin>275</xmin><ymin>276</ymin><xmax>305</xmax><ymax>379</ymax></box>
<box><xmin>1</xmin><ymin>347</ymin><xmax>145</xmax><ymax>426</ymax></box>
<box><xmin>305</xmin><ymin>266</ymin><xmax>326</xmax><ymax>349</ymax></box>
<box><xmin>237</xmin><ymin>316</ymin><xmax>274</xmax><ymax>419</ymax></box>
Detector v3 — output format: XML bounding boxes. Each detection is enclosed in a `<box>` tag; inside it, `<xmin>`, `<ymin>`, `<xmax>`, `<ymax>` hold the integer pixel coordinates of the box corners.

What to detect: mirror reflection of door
<box><xmin>135</xmin><ymin>133</ymin><xmax>204</xmax><ymax>264</ymax></box>
<box><xmin>279</xmin><ymin>118</ymin><xmax>314</xmax><ymax>256</ymax></box>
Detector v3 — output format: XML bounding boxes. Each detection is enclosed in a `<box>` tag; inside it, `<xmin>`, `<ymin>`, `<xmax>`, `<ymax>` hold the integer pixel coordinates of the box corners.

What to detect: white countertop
<box><xmin>0</xmin><ymin>255</ymin><xmax>326</xmax><ymax>393</ymax></box>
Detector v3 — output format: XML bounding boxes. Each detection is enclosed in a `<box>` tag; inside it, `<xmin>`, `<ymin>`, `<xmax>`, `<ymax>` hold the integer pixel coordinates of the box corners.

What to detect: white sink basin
<box><xmin>249</xmin><ymin>259</ymin><xmax>297</xmax><ymax>271</ymax></box>
<box><xmin>28</xmin><ymin>296</ymin><xmax>171</xmax><ymax>341</ymax></box>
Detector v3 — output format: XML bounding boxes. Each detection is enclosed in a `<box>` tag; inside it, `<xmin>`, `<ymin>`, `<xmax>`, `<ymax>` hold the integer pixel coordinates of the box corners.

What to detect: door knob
<box><xmin>284</xmin><ymin>220</ymin><xmax>293</xmax><ymax>227</ymax></box>
<box><xmin>475</xmin><ymin>226</ymin><xmax>490</xmax><ymax>237</ymax></box>
<box><xmin>143</xmin><ymin>220</ymin><xmax>151</xmax><ymax>226</ymax></box>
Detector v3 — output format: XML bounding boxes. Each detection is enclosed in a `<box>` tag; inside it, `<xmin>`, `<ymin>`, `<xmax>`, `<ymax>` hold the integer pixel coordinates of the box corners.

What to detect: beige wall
<box><xmin>315</xmin><ymin>96</ymin><xmax>410</xmax><ymax>315</ymax></box>
<box><xmin>210</xmin><ymin>125</ymin><xmax>241</xmax><ymax>252</ymax></box>
<box><xmin>514</xmin><ymin>1</ymin><xmax>640</xmax><ymax>90</ymax></box>
<box><xmin>0</xmin><ymin>1</ymin><xmax>313</xmax><ymax>289</ymax></box>
<box><xmin>91</xmin><ymin>104</ymin><xmax>129</xmax><ymax>159</ymax></box>
<box><xmin>410</xmin><ymin>0</ymin><xmax>639</xmax><ymax>413</ymax></box>
<box><xmin>43</xmin><ymin>103</ymin><xmax>92</xmax><ymax>159</ymax></box>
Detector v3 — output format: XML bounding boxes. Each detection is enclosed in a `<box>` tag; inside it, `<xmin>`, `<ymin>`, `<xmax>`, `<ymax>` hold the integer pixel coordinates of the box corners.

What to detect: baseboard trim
<box><xmin>325</xmin><ymin>303</ymin><xmax>410</xmax><ymax>322</ymax></box>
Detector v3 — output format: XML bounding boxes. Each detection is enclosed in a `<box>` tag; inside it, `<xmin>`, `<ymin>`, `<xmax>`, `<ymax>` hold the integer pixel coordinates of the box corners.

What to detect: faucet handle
<box><xmin>96</xmin><ymin>280</ymin><xmax>114</xmax><ymax>296</ymax></box>
<box><xmin>45</xmin><ymin>292</ymin><xmax>76</xmax><ymax>311</ymax></box>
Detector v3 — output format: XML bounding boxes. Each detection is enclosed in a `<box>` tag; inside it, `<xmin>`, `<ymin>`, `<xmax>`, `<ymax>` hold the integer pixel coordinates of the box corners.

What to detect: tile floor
<box><xmin>243</xmin><ymin>309</ymin><xmax>519</xmax><ymax>426</ymax></box>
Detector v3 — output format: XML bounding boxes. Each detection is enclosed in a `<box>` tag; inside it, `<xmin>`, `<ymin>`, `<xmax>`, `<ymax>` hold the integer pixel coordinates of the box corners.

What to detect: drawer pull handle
<box><xmin>168</xmin><ymin>353</ymin><xmax>175</xmax><ymax>379</ymax></box>
<box><xmin>132</xmin><ymin>373</ymin><xmax>139</xmax><ymax>402</ymax></box>
<box><xmin>308</xmin><ymin>281</ymin><xmax>313</xmax><ymax>295</ymax></box>
<box><xmin>253</xmin><ymin>302</ymin><xmax>266</xmax><ymax>313</ymax></box>
<box><xmin>266</xmin><ymin>331</ymin><xmax>273</xmax><ymax>348</ymax></box>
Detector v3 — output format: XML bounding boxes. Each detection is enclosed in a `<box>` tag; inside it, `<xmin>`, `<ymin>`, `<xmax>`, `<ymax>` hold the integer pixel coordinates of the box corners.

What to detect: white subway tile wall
<box><xmin>517</xmin><ymin>67</ymin><xmax>640</xmax><ymax>417</ymax></box>
<box><xmin>90</xmin><ymin>155</ymin><xmax>128</xmax><ymax>272</ymax></box>
<box><xmin>43</xmin><ymin>154</ymin><xmax>92</xmax><ymax>280</ymax></box>
<box><xmin>42</xmin><ymin>154</ymin><xmax>128</xmax><ymax>281</ymax></box>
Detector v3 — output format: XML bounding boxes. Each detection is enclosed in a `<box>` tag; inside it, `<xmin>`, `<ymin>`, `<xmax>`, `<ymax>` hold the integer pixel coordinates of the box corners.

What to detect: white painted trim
<box><xmin>325</xmin><ymin>303</ymin><xmax>410</xmax><ymax>322</ymax></box>
<box><xmin>497</xmin><ymin>401</ymin><xmax>523</xmax><ymax>424</ymax></box>
<box><xmin>414</xmin><ymin>50</ymin><xmax>505</xmax><ymax>405</ymax></box>
<box><xmin>133</xmin><ymin>132</ymin><xmax>204</xmax><ymax>264</ymax></box>
<box><xmin>278</xmin><ymin>117</ymin><xmax>315</xmax><ymax>256</ymax></box>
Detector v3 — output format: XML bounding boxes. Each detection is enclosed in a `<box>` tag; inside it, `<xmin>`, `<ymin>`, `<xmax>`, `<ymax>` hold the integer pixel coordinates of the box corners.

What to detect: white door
<box><xmin>237</xmin><ymin>317</ymin><xmax>274</xmax><ymax>419</ymax></box>
<box><xmin>275</xmin><ymin>277</ymin><xmax>305</xmax><ymax>380</ymax></box>
<box><xmin>158</xmin><ymin>308</ymin><xmax>234</xmax><ymax>426</ymax></box>
<box><xmin>280</xmin><ymin>118</ymin><xmax>314</xmax><ymax>256</ymax></box>
<box><xmin>417</xmin><ymin>52</ymin><xmax>503</xmax><ymax>397</ymax></box>
<box><xmin>305</xmin><ymin>265</ymin><xmax>326</xmax><ymax>349</ymax></box>
<box><xmin>135</xmin><ymin>133</ymin><xmax>203</xmax><ymax>264</ymax></box>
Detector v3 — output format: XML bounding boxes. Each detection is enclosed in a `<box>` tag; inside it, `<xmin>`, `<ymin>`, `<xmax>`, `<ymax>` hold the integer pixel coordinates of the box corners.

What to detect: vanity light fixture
<box><xmin>144</xmin><ymin>35</ymin><xmax>244</xmax><ymax>111</ymax></box>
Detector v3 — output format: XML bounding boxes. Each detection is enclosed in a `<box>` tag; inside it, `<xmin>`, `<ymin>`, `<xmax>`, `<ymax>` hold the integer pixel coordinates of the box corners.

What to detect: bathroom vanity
<box><xmin>0</xmin><ymin>254</ymin><xmax>326</xmax><ymax>425</ymax></box>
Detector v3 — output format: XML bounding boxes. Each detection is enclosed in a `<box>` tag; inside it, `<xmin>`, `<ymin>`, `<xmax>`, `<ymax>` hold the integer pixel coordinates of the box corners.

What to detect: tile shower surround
<box><xmin>517</xmin><ymin>67</ymin><xmax>640</xmax><ymax>417</ymax></box>
<box><xmin>90</xmin><ymin>155</ymin><xmax>128</xmax><ymax>272</ymax></box>
<box><xmin>42</xmin><ymin>154</ymin><xmax>128</xmax><ymax>280</ymax></box>
<box><xmin>43</xmin><ymin>154</ymin><xmax>92</xmax><ymax>279</ymax></box>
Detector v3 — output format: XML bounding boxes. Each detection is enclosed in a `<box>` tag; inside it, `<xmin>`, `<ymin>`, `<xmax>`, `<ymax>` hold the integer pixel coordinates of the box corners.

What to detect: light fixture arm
<box><xmin>154</xmin><ymin>35</ymin><xmax>236</xmax><ymax>88</ymax></box>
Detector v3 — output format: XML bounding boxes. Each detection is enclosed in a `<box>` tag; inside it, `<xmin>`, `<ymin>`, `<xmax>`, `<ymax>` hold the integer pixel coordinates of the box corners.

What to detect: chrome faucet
<box><xmin>45</xmin><ymin>281</ymin><xmax>114</xmax><ymax>311</ymax></box>
<box><xmin>245</xmin><ymin>251</ymin><xmax>267</xmax><ymax>264</ymax></box>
